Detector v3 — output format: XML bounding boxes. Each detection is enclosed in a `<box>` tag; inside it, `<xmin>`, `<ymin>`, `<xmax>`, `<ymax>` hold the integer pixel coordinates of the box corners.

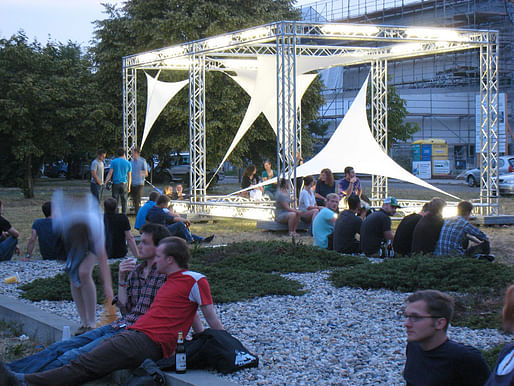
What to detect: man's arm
<box><xmin>25</xmin><ymin>229</ymin><xmax>38</xmax><ymax>260</ymax></box>
<box><xmin>104</xmin><ymin>168</ymin><xmax>113</xmax><ymax>184</ymax></box>
<box><xmin>91</xmin><ymin>165</ymin><xmax>102</xmax><ymax>185</ymax></box>
<box><xmin>464</xmin><ymin>223</ymin><xmax>488</xmax><ymax>242</ymax></box>
<box><xmin>125</xmin><ymin>230</ymin><xmax>139</xmax><ymax>258</ymax></box>
<box><xmin>191</xmin><ymin>313</ymin><xmax>204</xmax><ymax>334</ymax></box>
<box><xmin>117</xmin><ymin>258</ymin><xmax>137</xmax><ymax>309</ymax></box>
<box><xmin>199</xmin><ymin>304</ymin><xmax>224</xmax><ymax>330</ymax></box>
<box><xmin>127</xmin><ymin>171</ymin><xmax>132</xmax><ymax>193</ymax></box>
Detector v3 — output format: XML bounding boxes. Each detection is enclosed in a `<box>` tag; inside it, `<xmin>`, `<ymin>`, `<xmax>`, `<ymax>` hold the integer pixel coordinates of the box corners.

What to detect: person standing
<box><xmin>90</xmin><ymin>149</ymin><xmax>106</xmax><ymax>202</ymax></box>
<box><xmin>103</xmin><ymin>198</ymin><xmax>139</xmax><ymax>259</ymax></box>
<box><xmin>130</xmin><ymin>149</ymin><xmax>149</xmax><ymax>214</ymax></box>
<box><xmin>105</xmin><ymin>148</ymin><xmax>132</xmax><ymax>215</ymax></box>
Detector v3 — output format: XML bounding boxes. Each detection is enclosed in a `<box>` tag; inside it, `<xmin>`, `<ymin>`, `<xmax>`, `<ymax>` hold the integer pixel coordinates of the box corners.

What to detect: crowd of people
<box><xmin>0</xmin><ymin>153</ymin><xmax>509</xmax><ymax>385</ymax></box>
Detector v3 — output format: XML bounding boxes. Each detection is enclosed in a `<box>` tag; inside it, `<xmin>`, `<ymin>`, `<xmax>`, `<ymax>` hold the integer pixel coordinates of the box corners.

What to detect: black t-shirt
<box><xmin>315</xmin><ymin>181</ymin><xmax>335</xmax><ymax>206</ymax></box>
<box><xmin>411</xmin><ymin>213</ymin><xmax>444</xmax><ymax>255</ymax></box>
<box><xmin>404</xmin><ymin>340</ymin><xmax>490</xmax><ymax>386</ymax></box>
<box><xmin>360</xmin><ymin>209</ymin><xmax>391</xmax><ymax>255</ymax></box>
<box><xmin>393</xmin><ymin>213</ymin><xmax>422</xmax><ymax>256</ymax></box>
<box><xmin>333</xmin><ymin>210</ymin><xmax>362</xmax><ymax>253</ymax></box>
<box><xmin>104</xmin><ymin>213</ymin><xmax>131</xmax><ymax>259</ymax></box>
<box><xmin>241</xmin><ymin>175</ymin><xmax>259</xmax><ymax>189</ymax></box>
<box><xmin>0</xmin><ymin>215</ymin><xmax>11</xmax><ymax>232</ymax></box>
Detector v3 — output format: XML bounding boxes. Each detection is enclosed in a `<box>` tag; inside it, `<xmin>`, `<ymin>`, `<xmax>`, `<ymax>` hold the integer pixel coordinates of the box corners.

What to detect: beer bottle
<box><xmin>176</xmin><ymin>331</ymin><xmax>186</xmax><ymax>374</ymax></box>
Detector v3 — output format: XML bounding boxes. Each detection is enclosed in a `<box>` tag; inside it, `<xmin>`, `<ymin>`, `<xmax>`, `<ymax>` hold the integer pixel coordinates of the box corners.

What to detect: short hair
<box><xmin>149</xmin><ymin>191</ymin><xmax>159</xmax><ymax>202</ymax></box>
<box><xmin>457</xmin><ymin>201</ymin><xmax>473</xmax><ymax>217</ymax></box>
<box><xmin>344</xmin><ymin>166</ymin><xmax>354</xmax><ymax>176</ymax></box>
<box><xmin>104</xmin><ymin>198</ymin><xmax>118</xmax><ymax>214</ymax></box>
<box><xmin>42</xmin><ymin>201</ymin><xmax>52</xmax><ymax>217</ymax></box>
<box><xmin>116</xmin><ymin>148</ymin><xmax>125</xmax><ymax>157</ymax></box>
<box><xmin>503</xmin><ymin>285</ymin><xmax>514</xmax><ymax>332</ymax></box>
<box><xmin>279</xmin><ymin>178</ymin><xmax>288</xmax><ymax>190</ymax></box>
<box><xmin>140</xmin><ymin>223</ymin><xmax>171</xmax><ymax>247</ymax></box>
<box><xmin>132</xmin><ymin>148</ymin><xmax>140</xmax><ymax>155</ymax></box>
<box><xmin>421</xmin><ymin>203</ymin><xmax>430</xmax><ymax>212</ymax></box>
<box><xmin>428</xmin><ymin>197</ymin><xmax>446</xmax><ymax>216</ymax></box>
<box><xmin>158</xmin><ymin>236</ymin><xmax>190</xmax><ymax>269</ymax></box>
<box><xmin>97</xmin><ymin>149</ymin><xmax>106</xmax><ymax>156</ymax></box>
<box><xmin>326</xmin><ymin>193</ymin><xmax>339</xmax><ymax>201</ymax></box>
<box><xmin>406</xmin><ymin>290</ymin><xmax>454</xmax><ymax>331</ymax></box>
<box><xmin>303</xmin><ymin>175</ymin><xmax>314</xmax><ymax>186</ymax></box>
<box><xmin>347</xmin><ymin>194</ymin><xmax>360</xmax><ymax>210</ymax></box>
<box><xmin>320</xmin><ymin>168</ymin><xmax>334</xmax><ymax>187</ymax></box>
<box><xmin>156</xmin><ymin>195</ymin><xmax>170</xmax><ymax>206</ymax></box>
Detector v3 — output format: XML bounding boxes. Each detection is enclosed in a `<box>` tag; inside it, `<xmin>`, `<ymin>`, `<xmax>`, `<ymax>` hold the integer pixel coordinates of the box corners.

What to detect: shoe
<box><xmin>74</xmin><ymin>326</ymin><xmax>93</xmax><ymax>336</ymax></box>
<box><xmin>476</xmin><ymin>254</ymin><xmax>495</xmax><ymax>262</ymax></box>
<box><xmin>0</xmin><ymin>361</ymin><xmax>21</xmax><ymax>386</ymax></box>
<box><xmin>201</xmin><ymin>235</ymin><xmax>215</xmax><ymax>244</ymax></box>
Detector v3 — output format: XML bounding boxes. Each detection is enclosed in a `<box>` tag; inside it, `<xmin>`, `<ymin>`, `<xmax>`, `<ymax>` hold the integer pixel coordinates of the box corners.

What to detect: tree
<box><xmin>91</xmin><ymin>0</ymin><xmax>324</xmax><ymax>170</ymax></box>
<box><xmin>366</xmin><ymin>81</ymin><xmax>419</xmax><ymax>148</ymax></box>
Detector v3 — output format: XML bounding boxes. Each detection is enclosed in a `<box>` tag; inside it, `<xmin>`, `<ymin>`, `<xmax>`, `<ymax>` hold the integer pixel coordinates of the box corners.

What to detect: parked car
<box><xmin>152</xmin><ymin>152</ymin><xmax>223</xmax><ymax>184</ymax></box>
<box><xmin>42</xmin><ymin>160</ymin><xmax>68</xmax><ymax>178</ymax></box>
<box><xmin>457</xmin><ymin>155</ymin><xmax>514</xmax><ymax>187</ymax></box>
<box><xmin>498</xmin><ymin>173</ymin><xmax>514</xmax><ymax>195</ymax></box>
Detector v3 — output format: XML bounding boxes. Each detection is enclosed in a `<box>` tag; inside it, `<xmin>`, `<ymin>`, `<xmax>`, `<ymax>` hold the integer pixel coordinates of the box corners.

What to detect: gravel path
<box><xmin>0</xmin><ymin>260</ymin><xmax>510</xmax><ymax>385</ymax></box>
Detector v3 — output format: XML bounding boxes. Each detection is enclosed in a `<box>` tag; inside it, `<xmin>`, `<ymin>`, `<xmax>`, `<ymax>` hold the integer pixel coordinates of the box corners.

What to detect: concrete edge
<box><xmin>0</xmin><ymin>294</ymin><xmax>237</xmax><ymax>385</ymax></box>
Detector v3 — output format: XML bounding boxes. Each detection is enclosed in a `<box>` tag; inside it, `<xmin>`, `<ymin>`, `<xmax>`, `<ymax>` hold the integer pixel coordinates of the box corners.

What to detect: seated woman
<box><xmin>163</xmin><ymin>185</ymin><xmax>173</xmax><ymax>199</ymax></box>
<box><xmin>314</xmin><ymin>168</ymin><xmax>336</xmax><ymax>206</ymax></box>
<box><xmin>275</xmin><ymin>178</ymin><xmax>301</xmax><ymax>237</ymax></box>
<box><xmin>241</xmin><ymin>165</ymin><xmax>263</xmax><ymax>200</ymax></box>
<box><xmin>299</xmin><ymin>176</ymin><xmax>320</xmax><ymax>223</ymax></box>
<box><xmin>261</xmin><ymin>160</ymin><xmax>277</xmax><ymax>199</ymax></box>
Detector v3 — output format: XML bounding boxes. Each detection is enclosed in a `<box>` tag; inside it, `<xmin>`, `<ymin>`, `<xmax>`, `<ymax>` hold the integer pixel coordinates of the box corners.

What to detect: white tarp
<box><xmin>233</xmin><ymin>75</ymin><xmax>459</xmax><ymax>200</ymax></box>
<box><xmin>140</xmin><ymin>73</ymin><xmax>188</xmax><ymax>150</ymax></box>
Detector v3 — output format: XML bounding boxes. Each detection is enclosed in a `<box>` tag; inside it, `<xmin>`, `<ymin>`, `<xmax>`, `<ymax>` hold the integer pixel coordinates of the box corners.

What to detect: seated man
<box><xmin>0</xmin><ymin>199</ymin><xmax>19</xmax><ymax>261</ymax></box>
<box><xmin>434</xmin><ymin>200</ymin><xmax>490</xmax><ymax>258</ymax></box>
<box><xmin>104</xmin><ymin>198</ymin><xmax>139</xmax><ymax>259</ymax></box>
<box><xmin>8</xmin><ymin>224</ymin><xmax>171</xmax><ymax>373</ymax></box>
<box><xmin>146</xmin><ymin>195</ymin><xmax>214</xmax><ymax>244</ymax></box>
<box><xmin>25</xmin><ymin>201</ymin><xmax>65</xmax><ymax>261</ymax></box>
<box><xmin>360</xmin><ymin>196</ymin><xmax>400</xmax><ymax>257</ymax></box>
<box><xmin>392</xmin><ymin>203</ymin><xmax>428</xmax><ymax>257</ymax></box>
<box><xmin>333</xmin><ymin>194</ymin><xmax>362</xmax><ymax>254</ymax></box>
<box><xmin>312</xmin><ymin>193</ymin><xmax>339</xmax><ymax>249</ymax></box>
<box><xmin>134</xmin><ymin>191</ymin><xmax>159</xmax><ymax>232</ymax></box>
<box><xmin>3</xmin><ymin>236</ymin><xmax>224</xmax><ymax>385</ymax></box>
<box><xmin>403</xmin><ymin>289</ymin><xmax>490</xmax><ymax>385</ymax></box>
<box><xmin>411</xmin><ymin>198</ymin><xmax>446</xmax><ymax>255</ymax></box>
<box><xmin>337</xmin><ymin>166</ymin><xmax>362</xmax><ymax>200</ymax></box>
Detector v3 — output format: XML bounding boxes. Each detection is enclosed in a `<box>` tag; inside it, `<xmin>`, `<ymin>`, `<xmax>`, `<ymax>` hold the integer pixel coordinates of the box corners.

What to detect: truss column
<box><xmin>189</xmin><ymin>53</ymin><xmax>207</xmax><ymax>210</ymax></box>
<box><xmin>370</xmin><ymin>59</ymin><xmax>388</xmax><ymax>207</ymax></box>
<box><xmin>276</xmin><ymin>21</ymin><xmax>299</xmax><ymax>204</ymax></box>
<box><xmin>479</xmin><ymin>32</ymin><xmax>500</xmax><ymax>216</ymax></box>
<box><xmin>123</xmin><ymin>64</ymin><xmax>137</xmax><ymax>159</ymax></box>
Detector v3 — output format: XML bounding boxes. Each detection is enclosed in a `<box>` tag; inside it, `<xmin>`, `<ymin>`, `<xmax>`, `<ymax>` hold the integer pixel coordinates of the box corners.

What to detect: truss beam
<box><xmin>123</xmin><ymin>65</ymin><xmax>137</xmax><ymax>159</ymax></box>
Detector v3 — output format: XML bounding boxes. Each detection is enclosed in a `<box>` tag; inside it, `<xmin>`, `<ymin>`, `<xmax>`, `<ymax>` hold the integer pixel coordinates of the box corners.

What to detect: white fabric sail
<box><xmin>140</xmin><ymin>73</ymin><xmax>188</xmax><ymax>150</ymax></box>
<box><xmin>233</xmin><ymin>75</ymin><xmax>459</xmax><ymax>200</ymax></box>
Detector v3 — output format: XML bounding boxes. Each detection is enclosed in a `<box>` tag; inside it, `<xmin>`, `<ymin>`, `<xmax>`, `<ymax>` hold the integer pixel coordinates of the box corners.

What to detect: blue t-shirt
<box><xmin>111</xmin><ymin>157</ymin><xmax>132</xmax><ymax>184</ymax></box>
<box><xmin>313</xmin><ymin>207</ymin><xmax>337</xmax><ymax>248</ymax></box>
<box><xmin>32</xmin><ymin>218</ymin><xmax>65</xmax><ymax>260</ymax></box>
<box><xmin>130</xmin><ymin>157</ymin><xmax>148</xmax><ymax>186</ymax></box>
<box><xmin>135</xmin><ymin>201</ymin><xmax>156</xmax><ymax>230</ymax></box>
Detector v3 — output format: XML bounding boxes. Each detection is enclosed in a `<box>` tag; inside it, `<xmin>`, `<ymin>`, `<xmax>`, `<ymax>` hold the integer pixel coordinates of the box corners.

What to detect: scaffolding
<box><xmin>122</xmin><ymin>21</ymin><xmax>499</xmax><ymax>216</ymax></box>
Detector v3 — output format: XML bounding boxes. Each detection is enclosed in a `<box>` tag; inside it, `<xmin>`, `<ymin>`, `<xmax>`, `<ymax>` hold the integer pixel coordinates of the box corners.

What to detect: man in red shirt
<box><xmin>3</xmin><ymin>237</ymin><xmax>223</xmax><ymax>386</ymax></box>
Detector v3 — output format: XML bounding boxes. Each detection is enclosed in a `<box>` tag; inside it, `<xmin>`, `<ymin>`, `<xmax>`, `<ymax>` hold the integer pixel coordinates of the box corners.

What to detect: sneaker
<box><xmin>202</xmin><ymin>235</ymin><xmax>215</xmax><ymax>244</ymax></box>
<box><xmin>476</xmin><ymin>254</ymin><xmax>495</xmax><ymax>262</ymax></box>
<box><xmin>0</xmin><ymin>361</ymin><xmax>21</xmax><ymax>386</ymax></box>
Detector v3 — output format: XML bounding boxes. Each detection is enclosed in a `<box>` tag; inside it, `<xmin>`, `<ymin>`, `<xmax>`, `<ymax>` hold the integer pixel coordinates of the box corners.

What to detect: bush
<box><xmin>329</xmin><ymin>257</ymin><xmax>514</xmax><ymax>294</ymax></box>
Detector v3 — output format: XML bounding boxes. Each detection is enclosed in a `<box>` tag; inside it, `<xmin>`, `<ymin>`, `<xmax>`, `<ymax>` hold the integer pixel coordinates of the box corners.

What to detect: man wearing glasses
<box><xmin>403</xmin><ymin>290</ymin><xmax>490</xmax><ymax>385</ymax></box>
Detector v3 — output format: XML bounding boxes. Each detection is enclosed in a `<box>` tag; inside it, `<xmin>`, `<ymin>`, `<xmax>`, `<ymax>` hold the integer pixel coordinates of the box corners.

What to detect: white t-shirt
<box><xmin>299</xmin><ymin>188</ymin><xmax>316</xmax><ymax>212</ymax></box>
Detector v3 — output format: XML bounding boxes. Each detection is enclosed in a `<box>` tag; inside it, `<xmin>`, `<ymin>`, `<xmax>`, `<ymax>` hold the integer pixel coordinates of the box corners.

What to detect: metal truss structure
<box><xmin>123</xmin><ymin>21</ymin><xmax>499</xmax><ymax>217</ymax></box>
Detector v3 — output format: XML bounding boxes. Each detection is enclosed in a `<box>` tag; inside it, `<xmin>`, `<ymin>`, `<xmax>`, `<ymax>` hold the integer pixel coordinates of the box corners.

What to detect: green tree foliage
<box><xmin>367</xmin><ymin>81</ymin><xmax>420</xmax><ymax>148</ymax></box>
<box><xmin>0</xmin><ymin>34</ymin><xmax>110</xmax><ymax>196</ymax></box>
<box><xmin>91</xmin><ymin>0</ymin><xmax>324</xmax><ymax>169</ymax></box>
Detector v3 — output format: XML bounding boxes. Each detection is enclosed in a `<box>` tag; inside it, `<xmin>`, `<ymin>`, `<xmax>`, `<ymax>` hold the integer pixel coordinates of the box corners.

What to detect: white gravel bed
<box><xmin>0</xmin><ymin>261</ymin><xmax>511</xmax><ymax>385</ymax></box>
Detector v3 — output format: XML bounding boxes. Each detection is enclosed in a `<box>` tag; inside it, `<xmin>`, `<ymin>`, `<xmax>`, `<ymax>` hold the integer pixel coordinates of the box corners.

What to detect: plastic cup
<box><xmin>62</xmin><ymin>326</ymin><xmax>71</xmax><ymax>341</ymax></box>
<box><xmin>4</xmin><ymin>273</ymin><xmax>19</xmax><ymax>284</ymax></box>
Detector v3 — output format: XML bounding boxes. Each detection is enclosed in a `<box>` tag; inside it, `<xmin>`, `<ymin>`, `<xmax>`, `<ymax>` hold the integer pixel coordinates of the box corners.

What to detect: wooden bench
<box><xmin>256</xmin><ymin>220</ymin><xmax>311</xmax><ymax>232</ymax></box>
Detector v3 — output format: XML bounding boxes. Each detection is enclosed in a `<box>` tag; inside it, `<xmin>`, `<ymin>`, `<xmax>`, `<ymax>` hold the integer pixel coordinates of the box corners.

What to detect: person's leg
<box><xmin>0</xmin><ymin>236</ymin><xmax>17</xmax><ymax>261</ymax></box>
<box><xmin>70</xmin><ymin>253</ymin><xmax>97</xmax><ymax>329</ymax></box>
<box><xmin>287</xmin><ymin>212</ymin><xmax>301</xmax><ymax>235</ymax></box>
<box><xmin>131</xmin><ymin>185</ymin><xmax>143</xmax><ymax>214</ymax></box>
<box><xmin>8</xmin><ymin>325</ymin><xmax>117</xmax><ymax>373</ymax></box>
<box><xmin>90</xmin><ymin>183</ymin><xmax>100</xmax><ymax>201</ymax></box>
<box><xmin>23</xmin><ymin>330</ymin><xmax>162</xmax><ymax>386</ymax></box>
<box><xmin>167</xmin><ymin>223</ymin><xmax>193</xmax><ymax>243</ymax></box>
<box><xmin>467</xmin><ymin>240</ymin><xmax>491</xmax><ymax>257</ymax></box>
<box><xmin>120</xmin><ymin>183</ymin><xmax>128</xmax><ymax>214</ymax></box>
<box><xmin>111</xmin><ymin>184</ymin><xmax>121</xmax><ymax>210</ymax></box>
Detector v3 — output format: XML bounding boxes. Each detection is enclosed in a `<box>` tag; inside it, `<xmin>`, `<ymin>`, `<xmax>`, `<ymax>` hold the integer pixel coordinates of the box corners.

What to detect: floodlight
<box><xmin>405</xmin><ymin>27</ymin><xmax>464</xmax><ymax>42</ymax></box>
<box><xmin>321</xmin><ymin>24</ymin><xmax>379</xmax><ymax>37</ymax></box>
<box><xmin>206</xmin><ymin>35</ymin><xmax>233</xmax><ymax>50</ymax></box>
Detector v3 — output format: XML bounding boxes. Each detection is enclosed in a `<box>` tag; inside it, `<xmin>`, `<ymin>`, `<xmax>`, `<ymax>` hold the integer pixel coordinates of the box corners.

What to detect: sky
<box><xmin>0</xmin><ymin>0</ymin><xmax>314</xmax><ymax>47</ymax></box>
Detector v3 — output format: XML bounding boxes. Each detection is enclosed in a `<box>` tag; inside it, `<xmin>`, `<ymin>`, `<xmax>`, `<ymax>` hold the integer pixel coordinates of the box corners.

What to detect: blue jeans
<box><xmin>112</xmin><ymin>182</ymin><xmax>128</xmax><ymax>214</ymax></box>
<box><xmin>8</xmin><ymin>325</ymin><xmax>124</xmax><ymax>373</ymax></box>
<box><xmin>90</xmin><ymin>182</ymin><xmax>103</xmax><ymax>201</ymax></box>
<box><xmin>167</xmin><ymin>222</ymin><xmax>202</xmax><ymax>243</ymax></box>
<box><xmin>0</xmin><ymin>236</ymin><xmax>17</xmax><ymax>261</ymax></box>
